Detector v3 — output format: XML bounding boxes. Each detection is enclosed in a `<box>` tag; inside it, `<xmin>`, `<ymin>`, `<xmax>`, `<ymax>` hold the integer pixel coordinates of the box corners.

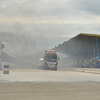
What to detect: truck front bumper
<box><xmin>44</xmin><ymin>64</ymin><xmax>57</xmax><ymax>70</ymax></box>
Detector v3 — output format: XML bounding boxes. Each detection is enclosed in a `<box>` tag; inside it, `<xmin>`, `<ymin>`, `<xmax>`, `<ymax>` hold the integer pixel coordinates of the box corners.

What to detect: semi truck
<box><xmin>43</xmin><ymin>50</ymin><xmax>59</xmax><ymax>71</ymax></box>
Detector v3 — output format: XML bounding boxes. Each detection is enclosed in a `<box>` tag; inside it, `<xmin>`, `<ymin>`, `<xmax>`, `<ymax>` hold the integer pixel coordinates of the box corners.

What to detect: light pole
<box><xmin>0</xmin><ymin>40</ymin><xmax>8</xmax><ymax>70</ymax></box>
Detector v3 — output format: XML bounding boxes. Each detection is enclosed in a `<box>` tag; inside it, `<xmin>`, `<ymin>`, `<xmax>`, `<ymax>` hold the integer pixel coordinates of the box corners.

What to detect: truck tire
<box><xmin>42</xmin><ymin>65</ymin><xmax>46</xmax><ymax>70</ymax></box>
<box><xmin>44</xmin><ymin>66</ymin><xmax>46</xmax><ymax>70</ymax></box>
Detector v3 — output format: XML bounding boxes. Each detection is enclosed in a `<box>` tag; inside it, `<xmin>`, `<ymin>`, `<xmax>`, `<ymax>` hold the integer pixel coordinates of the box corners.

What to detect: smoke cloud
<box><xmin>0</xmin><ymin>23</ymin><xmax>48</xmax><ymax>69</ymax></box>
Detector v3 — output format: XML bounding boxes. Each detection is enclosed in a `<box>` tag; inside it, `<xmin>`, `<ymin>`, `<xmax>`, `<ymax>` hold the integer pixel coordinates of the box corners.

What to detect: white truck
<box><xmin>38</xmin><ymin>58</ymin><xmax>44</xmax><ymax>69</ymax></box>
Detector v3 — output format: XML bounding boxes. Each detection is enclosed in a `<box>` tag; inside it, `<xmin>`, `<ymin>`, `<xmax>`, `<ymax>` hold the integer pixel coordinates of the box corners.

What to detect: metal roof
<box><xmin>80</xmin><ymin>33</ymin><xmax>100</xmax><ymax>37</ymax></box>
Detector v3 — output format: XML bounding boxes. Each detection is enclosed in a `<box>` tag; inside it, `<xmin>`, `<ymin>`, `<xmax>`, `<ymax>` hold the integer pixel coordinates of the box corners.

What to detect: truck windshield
<box><xmin>46</xmin><ymin>56</ymin><xmax>57</xmax><ymax>61</ymax></box>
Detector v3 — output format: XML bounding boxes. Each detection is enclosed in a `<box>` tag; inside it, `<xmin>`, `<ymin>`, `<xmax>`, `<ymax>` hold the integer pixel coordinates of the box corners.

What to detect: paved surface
<box><xmin>0</xmin><ymin>69</ymin><xmax>100</xmax><ymax>82</ymax></box>
<box><xmin>0</xmin><ymin>69</ymin><xmax>100</xmax><ymax>100</ymax></box>
<box><xmin>0</xmin><ymin>82</ymin><xmax>100</xmax><ymax>100</ymax></box>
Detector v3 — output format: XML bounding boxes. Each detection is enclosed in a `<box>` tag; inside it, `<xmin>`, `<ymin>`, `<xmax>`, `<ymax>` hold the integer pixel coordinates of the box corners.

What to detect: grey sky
<box><xmin>0</xmin><ymin>0</ymin><xmax>100</xmax><ymax>56</ymax></box>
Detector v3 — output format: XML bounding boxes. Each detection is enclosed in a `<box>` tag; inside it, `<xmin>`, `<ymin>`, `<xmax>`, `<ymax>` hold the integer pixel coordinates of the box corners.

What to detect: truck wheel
<box><xmin>44</xmin><ymin>66</ymin><xmax>46</xmax><ymax>70</ymax></box>
<box><xmin>42</xmin><ymin>65</ymin><xmax>46</xmax><ymax>70</ymax></box>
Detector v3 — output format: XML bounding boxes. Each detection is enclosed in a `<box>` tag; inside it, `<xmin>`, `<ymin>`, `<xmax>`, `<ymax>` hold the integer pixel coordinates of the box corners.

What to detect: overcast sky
<box><xmin>0</xmin><ymin>0</ymin><xmax>100</xmax><ymax>53</ymax></box>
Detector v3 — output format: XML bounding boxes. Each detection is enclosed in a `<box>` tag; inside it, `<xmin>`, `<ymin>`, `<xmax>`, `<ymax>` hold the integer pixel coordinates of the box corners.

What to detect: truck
<box><xmin>43</xmin><ymin>50</ymin><xmax>59</xmax><ymax>71</ymax></box>
<box><xmin>38</xmin><ymin>58</ymin><xmax>44</xmax><ymax>69</ymax></box>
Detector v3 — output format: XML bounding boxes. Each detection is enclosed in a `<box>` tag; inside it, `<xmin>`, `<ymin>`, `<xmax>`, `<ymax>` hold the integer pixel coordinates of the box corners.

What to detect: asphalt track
<box><xmin>0</xmin><ymin>69</ymin><xmax>100</xmax><ymax>82</ymax></box>
<box><xmin>0</xmin><ymin>69</ymin><xmax>100</xmax><ymax>100</ymax></box>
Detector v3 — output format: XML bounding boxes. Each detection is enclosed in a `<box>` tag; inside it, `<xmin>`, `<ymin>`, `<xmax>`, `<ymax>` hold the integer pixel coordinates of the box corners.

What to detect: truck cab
<box><xmin>43</xmin><ymin>50</ymin><xmax>58</xmax><ymax>70</ymax></box>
